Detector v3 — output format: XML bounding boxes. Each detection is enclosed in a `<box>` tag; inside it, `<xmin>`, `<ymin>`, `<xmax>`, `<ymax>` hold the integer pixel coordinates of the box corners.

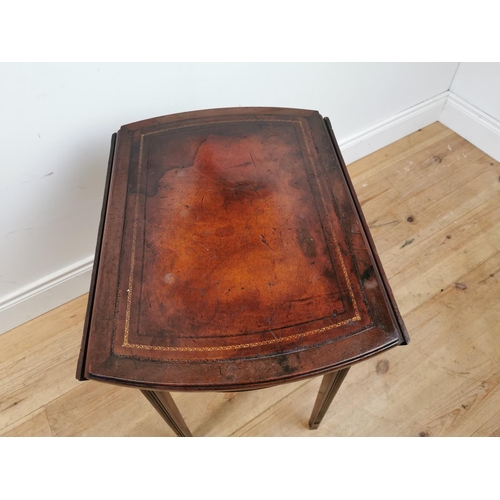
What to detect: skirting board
<box><xmin>440</xmin><ymin>92</ymin><xmax>500</xmax><ymax>163</ymax></box>
<box><xmin>0</xmin><ymin>257</ymin><xmax>93</xmax><ymax>335</ymax></box>
<box><xmin>0</xmin><ymin>92</ymin><xmax>449</xmax><ymax>335</ymax></box>
<box><xmin>339</xmin><ymin>91</ymin><xmax>449</xmax><ymax>165</ymax></box>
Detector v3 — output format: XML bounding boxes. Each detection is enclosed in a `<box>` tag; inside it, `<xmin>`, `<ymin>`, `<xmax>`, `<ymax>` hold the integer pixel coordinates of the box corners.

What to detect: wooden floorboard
<box><xmin>1</xmin><ymin>123</ymin><xmax>499</xmax><ymax>437</ymax></box>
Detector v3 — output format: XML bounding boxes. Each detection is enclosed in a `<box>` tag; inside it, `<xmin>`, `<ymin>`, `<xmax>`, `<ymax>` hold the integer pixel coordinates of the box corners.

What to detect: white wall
<box><xmin>450</xmin><ymin>63</ymin><xmax>500</xmax><ymax>121</ymax></box>
<box><xmin>0</xmin><ymin>63</ymin><xmax>458</xmax><ymax>333</ymax></box>
<box><xmin>439</xmin><ymin>62</ymin><xmax>500</xmax><ymax>162</ymax></box>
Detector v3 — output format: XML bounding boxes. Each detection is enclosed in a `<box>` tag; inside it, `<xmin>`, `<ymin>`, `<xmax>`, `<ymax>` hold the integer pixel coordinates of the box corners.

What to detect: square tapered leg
<box><xmin>309</xmin><ymin>368</ymin><xmax>350</xmax><ymax>430</ymax></box>
<box><xmin>141</xmin><ymin>390</ymin><xmax>192</xmax><ymax>437</ymax></box>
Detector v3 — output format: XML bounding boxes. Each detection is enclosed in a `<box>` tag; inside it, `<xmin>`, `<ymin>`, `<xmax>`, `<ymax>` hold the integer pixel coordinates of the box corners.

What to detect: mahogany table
<box><xmin>77</xmin><ymin>107</ymin><xmax>409</xmax><ymax>436</ymax></box>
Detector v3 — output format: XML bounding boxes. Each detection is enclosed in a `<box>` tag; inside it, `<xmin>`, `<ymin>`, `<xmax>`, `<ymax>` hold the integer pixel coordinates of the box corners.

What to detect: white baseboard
<box><xmin>339</xmin><ymin>91</ymin><xmax>449</xmax><ymax>164</ymax></box>
<box><xmin>2</xmin><ymin>89</ymin><xmax>487</xmax><ymax>336</ymax></box>
<box><xmin>0</xmin><ymin>256</ymin><xmax>93</xmax><ymax>335</ymax></box>
<box><xmin>439</xmin><ymin>92</ymin><xmax>500</xmax><ymax>163</ymax></box>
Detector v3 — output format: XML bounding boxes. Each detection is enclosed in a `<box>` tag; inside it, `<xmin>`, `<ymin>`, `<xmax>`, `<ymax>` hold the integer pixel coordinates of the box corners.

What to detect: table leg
<box><xmin>141</xmin><ymin>390</ymin><xmax>193</xmax><ymax>437</ymax></box>
<box><xmin>309</xmin><ymin>368</ymin><xmax>350</xmax><ymax>430</ymax></box>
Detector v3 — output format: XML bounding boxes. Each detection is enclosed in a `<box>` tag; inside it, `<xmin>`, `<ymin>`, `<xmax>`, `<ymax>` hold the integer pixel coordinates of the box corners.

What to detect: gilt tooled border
<box><xmin>121</xmin><ymin>118</ymin><xmax>361</xmax><ymax>353</ymax></box>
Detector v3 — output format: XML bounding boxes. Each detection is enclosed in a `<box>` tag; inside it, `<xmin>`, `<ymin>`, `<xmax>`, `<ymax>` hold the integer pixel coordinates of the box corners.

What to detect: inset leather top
<box><xmin>77</xmin><ymin>107</ymin><xmax>408</xmax><ymax>391</ymax></box>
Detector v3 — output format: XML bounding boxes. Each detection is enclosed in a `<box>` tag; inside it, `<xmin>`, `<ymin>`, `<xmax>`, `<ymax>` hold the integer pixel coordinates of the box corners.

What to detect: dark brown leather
<box><xmin>77</xmin><ymin>107</ymin><xmax>408</xmax><ymax>391</ymax></box>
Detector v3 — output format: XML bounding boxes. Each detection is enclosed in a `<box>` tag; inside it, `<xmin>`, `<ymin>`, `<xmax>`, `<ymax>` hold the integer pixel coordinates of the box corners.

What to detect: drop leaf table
<box><xmin>77</xmin><ymin>107</ymin><xmax>409</xmax><ymax>436</ymax></box>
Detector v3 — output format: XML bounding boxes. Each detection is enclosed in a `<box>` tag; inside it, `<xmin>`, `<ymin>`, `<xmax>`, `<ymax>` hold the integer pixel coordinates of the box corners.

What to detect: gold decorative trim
<box><xmin>126</xmin><ymin>315</ymin><xmax>360</xmax><ymax>352</ymax></box>
<box><xmin>298</xmin><ymin>120</ymin><xmax>361</xmax><ymax>320</ymax></box>
<box><xmin>122</xmin><ymin>118</ymin><xmax>361</xmax><ymax>352</ymax></box>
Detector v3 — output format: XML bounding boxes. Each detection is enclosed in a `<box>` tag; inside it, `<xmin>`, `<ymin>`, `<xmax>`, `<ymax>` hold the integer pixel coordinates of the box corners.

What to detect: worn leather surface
<box><xmin>78</xmin><ymin>107</ymin><xmax>407</xmax><ymax>391</ymax></box>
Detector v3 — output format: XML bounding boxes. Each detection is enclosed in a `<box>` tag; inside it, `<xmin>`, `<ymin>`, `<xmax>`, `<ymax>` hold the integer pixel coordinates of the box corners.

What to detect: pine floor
<box><xmin>1</xmin><ymin>122</ymin><xmax>500</xmax><ymax>437</ymax></box>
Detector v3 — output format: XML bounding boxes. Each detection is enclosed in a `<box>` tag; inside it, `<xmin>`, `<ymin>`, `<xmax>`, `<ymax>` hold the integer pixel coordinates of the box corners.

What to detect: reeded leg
<box><xmin>141</xmin><ymin>390</ymin><xmax>193</xmax><ymax>437</ymax></box>
<box><xmin>309</xmin><ymin>368</ymin><xmax>350</xmax><ymax>430</ymax></box>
